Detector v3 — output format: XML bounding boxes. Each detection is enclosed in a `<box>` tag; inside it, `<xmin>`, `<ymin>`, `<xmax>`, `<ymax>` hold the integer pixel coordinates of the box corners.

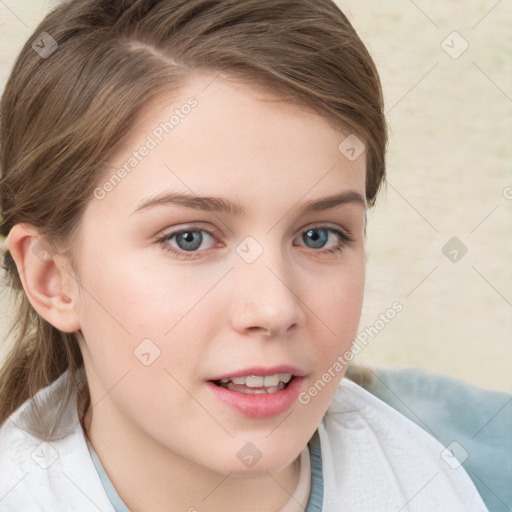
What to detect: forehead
<box><xmin>91</xmin><ymin>75</ymin><xmax>366</xmax><ymax>219</ymax></box>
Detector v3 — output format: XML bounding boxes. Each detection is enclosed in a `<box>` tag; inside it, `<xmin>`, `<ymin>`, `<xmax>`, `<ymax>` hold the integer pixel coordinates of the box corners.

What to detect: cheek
<box><xmin>77</xmin><ymin>246</ymin><xmax>195</xmax><ymax>331</ymax></box>
<box><xmin>76</xmin><ymin>253</ymin><xmax>219</xmax><ymax>380</ymax></box>
<box><xmin>312</xmin><ymin>258</ymin><xmax>365</xmax><ymax>342</ymax></box>
<box><xmin>299</xmin><ymin>309</ymin><xmax>363</xmax><ymax>419</ymax></box>
<box><xmin>301</xmin><ymin>258</ymin><xmax>364</xmax><ymax>402</ymax></box>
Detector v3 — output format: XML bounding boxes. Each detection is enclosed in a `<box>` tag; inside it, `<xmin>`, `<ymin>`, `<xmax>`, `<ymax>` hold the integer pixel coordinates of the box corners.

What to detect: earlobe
<box><xmin>6</xmin><ymin>223</ymin><xmax>81</xmax><ymax>333</ymax></box>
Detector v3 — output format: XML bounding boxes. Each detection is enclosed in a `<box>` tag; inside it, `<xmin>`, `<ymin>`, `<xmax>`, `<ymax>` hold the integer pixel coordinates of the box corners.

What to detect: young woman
<box><xmin>0</xmin><ymin>1</ymin><xmax>488</xmax><ymax>510</ymax></box>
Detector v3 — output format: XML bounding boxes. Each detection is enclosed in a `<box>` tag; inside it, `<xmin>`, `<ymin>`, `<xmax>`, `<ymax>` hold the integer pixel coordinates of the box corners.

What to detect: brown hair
<box><xmin>0</xmin><ymin>0</ymin><xmax>387</xmax><ymax>437</ymax></box>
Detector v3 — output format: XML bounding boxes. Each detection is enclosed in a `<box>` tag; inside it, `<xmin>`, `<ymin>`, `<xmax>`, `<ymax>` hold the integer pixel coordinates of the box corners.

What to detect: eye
<box><xmin>157</xmin><ymin>227</ymin><xmax>220</xmax><ymax>260</ymax></box>
<box><xmin>156</xmin><ymin>224</ymin><xmax>354</xmax><ymax>260</ymax></box>
<box><xmin>295</xmin><ymin>226</ymin><xmax>354</xmax><ymax>256</ymax></box>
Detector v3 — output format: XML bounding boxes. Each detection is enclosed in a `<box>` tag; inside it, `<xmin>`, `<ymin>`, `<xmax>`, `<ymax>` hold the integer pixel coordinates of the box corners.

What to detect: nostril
<box><xmin>246</xmin><ymin>326</ymin><xmax>270</xmax><ymax>334</ymax></box>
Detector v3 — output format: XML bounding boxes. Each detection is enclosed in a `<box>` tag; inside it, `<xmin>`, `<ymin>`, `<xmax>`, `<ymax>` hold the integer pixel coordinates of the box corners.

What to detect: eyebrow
<box><xmin>132</xmin><ymin>189</ymin><xmax>366</xmax><ymax>216</ymax></box>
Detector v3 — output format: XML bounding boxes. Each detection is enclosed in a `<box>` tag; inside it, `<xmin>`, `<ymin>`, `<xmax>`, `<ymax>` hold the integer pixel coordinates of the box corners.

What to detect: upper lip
<box><xmin>207</xmin><ymin>365</ymin><xmax>306</xmax><ymax>381</ymax></box>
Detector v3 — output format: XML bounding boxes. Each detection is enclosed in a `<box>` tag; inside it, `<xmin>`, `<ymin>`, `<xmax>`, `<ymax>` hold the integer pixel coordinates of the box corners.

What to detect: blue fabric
<box><xmin>306</xmin><ymin>429</ymin><xmax>324</xmax><ymax>511</ymax></box>
<box><xmin>86</xmin><ymin>430</ymin><xmax>324</xmax><ymax>511</ymax></box>
<box><xmin>350</xmin><ymin>367</ymin><xmax>512</xmax><ymax>512</ymax></box>
<box><xmin>86</xmin><ymin>439</ymin><xmax>131</xmax><ymax>512</ymax></box>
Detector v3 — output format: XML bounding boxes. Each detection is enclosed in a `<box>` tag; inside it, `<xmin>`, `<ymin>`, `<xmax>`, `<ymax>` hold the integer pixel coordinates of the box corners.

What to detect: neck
<box><xmin>83</xmin><ymin>403</ymin><xmax>302</xmax><ymax>512</ymax></box>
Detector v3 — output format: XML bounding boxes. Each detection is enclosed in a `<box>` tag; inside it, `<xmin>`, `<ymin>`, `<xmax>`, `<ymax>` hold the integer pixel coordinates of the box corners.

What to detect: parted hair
<box><xmin>0</xmin><ymin>0</ymin><xmax>387</xmax><ymax>437</ymax></box>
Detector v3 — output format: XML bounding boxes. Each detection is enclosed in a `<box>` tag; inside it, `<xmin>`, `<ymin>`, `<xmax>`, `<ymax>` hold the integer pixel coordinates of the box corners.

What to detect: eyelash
<box><xmin>156</xmin><ymin>224</ymin><xmax>355</xmax><ymax>260</ymax></box>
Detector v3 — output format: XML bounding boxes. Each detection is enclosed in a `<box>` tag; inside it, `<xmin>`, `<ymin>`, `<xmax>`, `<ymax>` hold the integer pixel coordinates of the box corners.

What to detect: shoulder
<box><xmin>351</xmin><ymin>367</ymin><xmax>512</xmax><ymax>512</ymax></box>
<box><xmin>0</xmin><ymin>372</ymin><xmax>113</xmax><ymax>511</ymax></box>
<box><xmin>316</xmin><ymin>378</ymin><xmax>489</xmax><ymax>511</ymax></box>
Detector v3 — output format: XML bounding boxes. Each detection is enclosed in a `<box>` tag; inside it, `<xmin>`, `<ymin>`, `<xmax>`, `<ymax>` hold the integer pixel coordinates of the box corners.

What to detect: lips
<box><xmin>205</xmin><ymin>376</ymin><xmax>305</xmax><ymax>418</ymax></box>
<box><xmin>205</xmin><ymin>365</ymin><xmax>307</xmax><ymax>418</ymax></box>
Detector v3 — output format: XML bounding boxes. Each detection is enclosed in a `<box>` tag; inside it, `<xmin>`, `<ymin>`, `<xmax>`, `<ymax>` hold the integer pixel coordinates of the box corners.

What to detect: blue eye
<box><xmin>297</xmin><ymin>227</ymin><xmax>353</xmax><ymax>255</ymax></box>
<box><xmin>156</xmin><ymin>225</ymin><xmax>354</xmax><ymax>260</ymax></box>
<box><xmin>302</xmin><ymin>228</ymin><xmax>329</xmax><ymax>249</ymax></box>
<box><xmin>158</xmin><ymin>228</ymin><xmax>217</xmax><ymax>257</ymax></box>
<box><xmin>173</xmin><ymin>230</ymin><xmax>207</xmax><ymax>252</ymax></box>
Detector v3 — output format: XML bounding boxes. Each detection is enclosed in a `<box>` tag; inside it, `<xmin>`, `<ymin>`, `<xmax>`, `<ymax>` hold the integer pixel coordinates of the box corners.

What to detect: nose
<box><xmin>229</xmin><ymin>244</ymin><xmax>306</xmax><ymax>337</ymax></box>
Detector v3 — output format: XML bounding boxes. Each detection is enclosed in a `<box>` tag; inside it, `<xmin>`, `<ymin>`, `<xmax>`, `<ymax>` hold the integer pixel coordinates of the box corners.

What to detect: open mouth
<box><xmin>206</xmin><ymin>372</ymin><xmax>304</xmax><ymax>418</ymax></box>
<box><xmin>210</xmin><ymin>374</ymin><xmax>295</xmax><ymax>394</ymax></box>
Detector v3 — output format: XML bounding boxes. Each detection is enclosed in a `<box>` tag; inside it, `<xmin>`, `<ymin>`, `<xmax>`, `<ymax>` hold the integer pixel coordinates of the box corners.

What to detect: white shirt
<box><xmin>0</xmin><ymin>371</ymin><xmax>488</xmax><ymax>511</ymax></box>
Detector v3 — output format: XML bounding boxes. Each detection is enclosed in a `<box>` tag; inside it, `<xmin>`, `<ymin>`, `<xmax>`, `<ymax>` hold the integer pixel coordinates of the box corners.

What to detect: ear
<box><xmin>6</xmin><ymin>223</ymin><xmax>81</xmax><ymax>333</ymax></box>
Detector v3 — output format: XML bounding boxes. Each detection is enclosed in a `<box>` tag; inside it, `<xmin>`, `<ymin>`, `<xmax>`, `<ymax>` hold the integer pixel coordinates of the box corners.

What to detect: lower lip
<box><xmin>205</xmin><ymin>377</ymin><xmax>305</xmax><ymax>418</ymax></box>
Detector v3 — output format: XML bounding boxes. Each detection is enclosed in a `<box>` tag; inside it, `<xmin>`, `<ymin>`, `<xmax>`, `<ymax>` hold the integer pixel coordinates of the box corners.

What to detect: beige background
<box><xmin>1</xmin><ymin>1</ymin><xmax>511</xmax><ymax>392</ymax></box>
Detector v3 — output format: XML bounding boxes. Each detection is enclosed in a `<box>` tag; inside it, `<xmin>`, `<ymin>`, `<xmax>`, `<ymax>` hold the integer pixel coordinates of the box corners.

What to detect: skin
<box><xmin>8</xmin><ymin>74</ymin><xmax>367</xmax><ymax>512</ymax></box>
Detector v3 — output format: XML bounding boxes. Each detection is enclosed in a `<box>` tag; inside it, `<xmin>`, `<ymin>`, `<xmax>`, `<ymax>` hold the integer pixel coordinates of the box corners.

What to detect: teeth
<box><xmin>225</xmin><ymin>382</ymin><xmax>285</xmax><ymax>394</ymax></box>
<box><xmin>263</xmin><ymin>375</ymin><xmax>280</xmax><ymax>387</ymax></box>
<box><xmin>246</xmin><ymin>375</ymin><xmax>264</xmax><ymax>387</ymax></box>
<box><xmin>217</xmin><ymin>373</ymin><xmax>293</xmax><ymax>388</ymax></box>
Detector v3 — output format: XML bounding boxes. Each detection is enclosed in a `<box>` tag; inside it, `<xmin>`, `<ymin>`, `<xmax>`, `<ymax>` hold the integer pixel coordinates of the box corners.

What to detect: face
<box><xmin>73</xmin><ymin>74</ymin><xmax>366</xmax><ymax>476</ymax></box>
